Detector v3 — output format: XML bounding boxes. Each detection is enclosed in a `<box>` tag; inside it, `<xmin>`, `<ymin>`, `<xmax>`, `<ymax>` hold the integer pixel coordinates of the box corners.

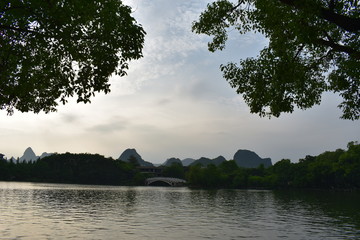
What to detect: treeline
<box><xmin>186</xmin><ymin>142</ymin><xmax>360</xmax><ymax>189</ymax></box>
<box><xmin>0</xmin><ymin>142</ymin><xmax>359</xmax><ymax>189</ymax></box>
<box><xmin>0</xmin><ymin>153</ymin><xmax>141</xmax><ymax>185</ymax></box>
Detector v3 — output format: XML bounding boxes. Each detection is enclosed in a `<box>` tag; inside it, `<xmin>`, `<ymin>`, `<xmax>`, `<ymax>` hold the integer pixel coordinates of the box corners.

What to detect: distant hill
<box><xmin>213</xmin><ymin>156</ymin><xmax>227</xmax><ymax>165</ymax></box>
<box><xmin>10</xmin><ymin>147</ymin><xmax>272</xmax><ymax>169</ymax></box>
<box><xmin>40</xmin><ymin>152</ymin><xmax>52</xmax><ymax>159</ymax></box>
<box><xmin>181</xmin><ymin>158</ymin><xmax>195</xmax><ymax>166</ymax></box>
<box><xmin>118</xmin><ymin>148</ymin><xmax>153</xmax><ymax>167</ymax></box>
<box><xmin>163</xmin><ymin>157</ymin><xmax>183</xmax><ymax>166</ymax></box>
<box><xmin>18</xmin><ymin>147</ymin><xmax>53</xmax><ymax>163</ymax></box>
<box><xmin>233</xmin><ymin>150</ymin><xmax>272</xmax><ymax>168</ymax></box>
<box><xmin>190</xmin><ymin>156</ymin><xmax>226</xmax><ymax>167</ymax></box>
<box><xmin>19</xmin><ymin>147</ymin><xmax>38</xmax><ymax>162</ymax></box>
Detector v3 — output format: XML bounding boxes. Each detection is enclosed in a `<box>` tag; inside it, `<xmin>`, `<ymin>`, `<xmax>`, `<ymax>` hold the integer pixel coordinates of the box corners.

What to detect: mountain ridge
<box><xmin>6</xmin><ymin>147</ymin><xmax>272</xmax><ymax>168</ymax></box>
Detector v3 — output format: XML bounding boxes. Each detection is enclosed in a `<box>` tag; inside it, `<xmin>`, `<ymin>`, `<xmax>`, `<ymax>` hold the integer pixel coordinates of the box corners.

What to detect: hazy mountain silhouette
<box><xmin>233</xmin><ymin>149</ymin><xmax>272</xmax><ymax>168</ymax></box>
<box><xmin>19</xmin><ymin>147</ymin><xmax>37</xmax><ymax>162</ymax></box>
<box><xmin>11</xmin><ymin>147</ymin><xmax>271</xmax><ymax>169</ymax></box>
<box><xmin>163</xmin><ymin>157</ymin><xmax>183</xmax><ymax>166</ymax></box>
<box><xmin>18</xmin><ymin>147</ymin><xmax>53</xmax><ymax>162</ymax></box>
<box><xmin>39</xmin><ymin>152</ymin><xmax>52</xmax><ymax>159</ymax></box>
<box><xmin>181</xmin><ymin>158</ymin><xmax>195</xmax><ymax>166</ymax></box>
<box><xmin>118</xmin><ymin>148</ymin><xmax>153</xmax><ymax>167</ymax></box>
<box><xmin>190</xmin><ymin>156</ymin><xmax>226</xmax><ymax>167</ymax></box>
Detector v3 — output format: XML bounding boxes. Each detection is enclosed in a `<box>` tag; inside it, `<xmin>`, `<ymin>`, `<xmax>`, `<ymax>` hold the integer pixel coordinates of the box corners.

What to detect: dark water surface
<box><xmin>1</xmin><ymin>182</ymin><xmax>359</xmax><ymax>239</ymax></box>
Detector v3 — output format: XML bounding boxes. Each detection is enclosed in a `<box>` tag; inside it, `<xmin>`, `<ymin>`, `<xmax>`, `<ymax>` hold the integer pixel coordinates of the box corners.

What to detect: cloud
<box><xmin>89</xmin><ymin>121</ymin><xmax>128</xmax><ymax>133</ymax></box>
<box><xmin>116</xmin><ymin>0</ymin><xmax>213</xmax><ymax>93</ymax></box>
<box><xmin>60</xmin><ymin>113</ymin><xmax>80</xmax><ymax>124</ymax></box>
<box><xmin>156</xmin><ymin>98</ymin><xmax>172</xmax><ymax>106</ymax></box>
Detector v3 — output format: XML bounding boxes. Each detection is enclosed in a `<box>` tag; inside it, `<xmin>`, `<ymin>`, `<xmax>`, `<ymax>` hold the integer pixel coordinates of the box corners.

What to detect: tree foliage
<box><xmin>162</xmin><ymin>162</ymin><xmax>185</xmax><ymax>179</ymax></box>
<box><xmin>185</xmin><ymin>142</ymin><xmax>360</xmax><ymax>189</ymax></box>
<box><xmin>193</xmin><ymin>0</ymin><xmax>359</xmax><ymax>120</ymax></box>
<box><xmin>1</xmin><ymin>142</ymin><xmax>359</xmax><ymax>189</ymax></box>
<box><xmin>0</xmin><ymin>0</ymin><xmax>145</xmax><ymax>114</ymax></box>
<box><xmin>0</xmin><ymin>153</ymin><xmax>137</xmax><ymax>185</ymax></box>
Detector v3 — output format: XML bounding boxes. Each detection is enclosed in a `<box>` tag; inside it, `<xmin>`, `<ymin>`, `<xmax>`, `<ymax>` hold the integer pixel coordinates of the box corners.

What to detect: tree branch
<box><xmin>320</xmin><ymin>8</ymin><xmax>360</xmax><ymax>32</ymax></box>
<box><xmin>317</xmin><ymin>38</ymin><xmax>360</xmax><ymax>59</ymax></box>
<box><xmin>294</xmin><ymin>44</ymin><xmax>304</xmax><ymax>60</ymax></box>
<box><xmin>230</xmin><ymin>1</ymin><xmax>244</xmax><ymax>12</ymax></box>
<box><xmin>279</xmin><ymin>0</ymin><xmax>360</xmax><ymax>32</ymax></box>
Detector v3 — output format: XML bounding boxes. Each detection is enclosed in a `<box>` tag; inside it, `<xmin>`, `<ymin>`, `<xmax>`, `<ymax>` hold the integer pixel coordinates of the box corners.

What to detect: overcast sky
<box><xmin>1</xmin><ymin>0</ymin><xmax>359</xmax><ymax>164</ymax></box>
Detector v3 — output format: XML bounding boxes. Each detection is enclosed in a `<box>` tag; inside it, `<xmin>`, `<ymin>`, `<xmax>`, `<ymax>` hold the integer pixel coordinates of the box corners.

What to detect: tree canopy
<box><xmin>193</xmin><ymin>0</ymin><xmax>359</xmax><ymax>120</ymax></box>
<box><xmin>0</xmin><ymin>0</ymin><xmax>145</xmax><ymax>114</ymax></box>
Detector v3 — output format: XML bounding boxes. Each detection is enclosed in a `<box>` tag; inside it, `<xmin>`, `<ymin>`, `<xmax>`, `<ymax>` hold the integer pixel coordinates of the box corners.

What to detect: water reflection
<box><xmin>273</xmin><ymin>190</ymin><xmax>360</xmax><ymax>230</ymax></box>
<box><xmin>0</xmin><ymin>182</ymin><xmax>359</xmax><ymax>239</ymax></box>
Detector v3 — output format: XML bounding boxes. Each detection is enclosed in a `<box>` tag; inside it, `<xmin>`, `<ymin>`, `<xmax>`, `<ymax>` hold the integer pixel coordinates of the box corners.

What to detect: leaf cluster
<box><xmin>0</xmin><ymin>0</ymin><xmax>145</xmax><ymax>114</ymax></box>
<box><xmin>193</xmin><ymin>0</ymin><xmax>359</xmax><ymax>119</ymax></box>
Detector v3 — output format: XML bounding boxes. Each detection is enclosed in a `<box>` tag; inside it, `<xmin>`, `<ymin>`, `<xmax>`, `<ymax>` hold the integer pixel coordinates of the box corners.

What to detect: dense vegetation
<box><xmin>0</xmin><ymin>153</ymin><xmax>138</xmax><ymax>185</ymax></box>
<box><xmin>186</xmin><ymin>141</ymin><xmax>360</xmax><ymax>189</ymax></box>
<box><xmin>0</xmin><ymin>142</ymin><xmax>359</xmax><ymax>189</ymax></box>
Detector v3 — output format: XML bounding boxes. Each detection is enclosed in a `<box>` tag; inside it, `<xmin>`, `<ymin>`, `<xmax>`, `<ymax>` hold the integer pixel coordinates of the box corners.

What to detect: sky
<box><xmin>1</xmin><ymin>0</ymin><xmax>359</xmax><ymax>164</ymax></box>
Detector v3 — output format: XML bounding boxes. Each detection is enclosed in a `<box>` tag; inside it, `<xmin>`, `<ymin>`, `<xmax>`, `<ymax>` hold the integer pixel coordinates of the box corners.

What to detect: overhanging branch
<box><xmin>317</xmin><ymin>38</ymin><xmax>360</xmax><ymax>59</ymax></box>
<box><xmin>320</xmin><ymin>7</ymin><xmax>360</xmax><ymax>32</ymax></box>
<box><xmin>279</xmin><ymin>0</ymin><xmax>360</xmax><ymax>32</ymax></box>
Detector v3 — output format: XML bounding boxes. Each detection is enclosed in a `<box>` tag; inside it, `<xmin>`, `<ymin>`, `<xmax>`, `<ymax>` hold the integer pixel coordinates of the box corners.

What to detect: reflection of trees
<box><xmin>273</xmin><ymin>190</ymin><xmax>360</xmax><ymax>231</ymax></box>
<box><xmin>124</xmin><ymin>188</ymin><xmax>137</xmax><ymax>210</ymax></box>
<box><xmin>32</xmin><ymin>185</ymin><xmax>140</xmax><ymax>219</ymax></box>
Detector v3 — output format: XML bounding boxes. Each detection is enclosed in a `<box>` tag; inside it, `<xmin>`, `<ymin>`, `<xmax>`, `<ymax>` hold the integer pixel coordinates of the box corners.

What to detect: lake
<box><xmin>1</xmin><ymin>182</ymin><xmax>359</xmax><ymax>239</ymax></box>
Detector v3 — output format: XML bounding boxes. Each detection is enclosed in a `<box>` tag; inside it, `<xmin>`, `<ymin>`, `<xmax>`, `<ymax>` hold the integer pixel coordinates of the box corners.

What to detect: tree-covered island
<box><xmin>0</xmin><ymin>142</ymin><xmax>359</xmax><ymax>190</ymax></box>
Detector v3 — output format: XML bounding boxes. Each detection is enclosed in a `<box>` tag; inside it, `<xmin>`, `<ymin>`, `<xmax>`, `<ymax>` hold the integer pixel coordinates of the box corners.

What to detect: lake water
<box><xmin>1</xmin><ymin>182</ymin><xmax>360</xmax><ymax>239</ymax></box>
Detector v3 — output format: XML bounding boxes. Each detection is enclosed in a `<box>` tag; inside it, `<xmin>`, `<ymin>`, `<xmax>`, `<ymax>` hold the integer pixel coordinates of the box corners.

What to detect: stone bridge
<box><xmin>145</xmin><ymin>177</ymin><xmax>187</xmax><ymax>187</ymax></box>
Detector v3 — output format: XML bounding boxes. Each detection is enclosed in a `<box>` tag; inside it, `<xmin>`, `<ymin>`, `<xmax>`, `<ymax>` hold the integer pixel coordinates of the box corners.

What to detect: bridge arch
<box><xmin>145</xmin><ymin>177</ymin><xmax>186</xmax><ymax>187</ymax></box>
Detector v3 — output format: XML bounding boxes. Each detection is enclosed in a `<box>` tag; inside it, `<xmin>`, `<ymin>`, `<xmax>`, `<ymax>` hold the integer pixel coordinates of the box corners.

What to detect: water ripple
<box><xmin>0</xmin><ymin>183</ymin><xmax>359</xmax><ymax>239</ymax></box>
